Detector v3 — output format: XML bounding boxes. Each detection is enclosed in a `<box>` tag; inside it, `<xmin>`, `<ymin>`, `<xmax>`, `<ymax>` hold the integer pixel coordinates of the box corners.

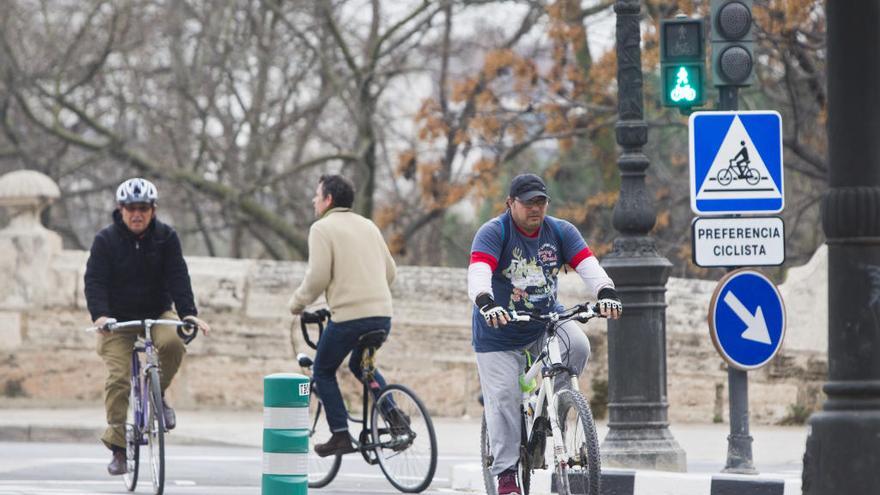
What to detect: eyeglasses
<box><xmin>514</xmin><ymin>197</ymin><xmax>549</xmax><ymax>208</ymax></box>
<box><xmin>122</xmin><ymin>204</ymin><xmax>153</xmax><ymax>213</ymax></box>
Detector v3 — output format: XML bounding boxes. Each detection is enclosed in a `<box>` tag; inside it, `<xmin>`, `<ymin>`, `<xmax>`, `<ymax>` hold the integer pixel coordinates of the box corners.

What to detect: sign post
<box><xmin>688</xmin><ymin>106</ymin><xmax>785</xmax><ymax>473</ymax></box>
<box><xmin>709</xmin><ymin>269</ymin><xmax>786</xmax><ymax>475</ymax></box>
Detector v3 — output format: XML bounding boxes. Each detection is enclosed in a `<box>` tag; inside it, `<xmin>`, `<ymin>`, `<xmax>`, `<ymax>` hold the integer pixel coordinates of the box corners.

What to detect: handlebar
<box><xmin>85</xmin><ymin>318</ymin><xmax>199</xmax><ymax>345</ymax></box>
<box><xmin>300</xmin><ymin>309</ymin><xmax>331</xmax><ymax>350</ymax></box>
<box><xmin>509</xmin><ymin>303</ymin><xmax>603</xmax><ymax>324</ymax></box>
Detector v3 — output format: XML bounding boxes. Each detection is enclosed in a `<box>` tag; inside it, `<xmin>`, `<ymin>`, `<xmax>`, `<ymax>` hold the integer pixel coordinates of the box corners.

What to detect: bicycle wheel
<box><xmin>717</xmin><ymin>168</ymin><xmax>733</xmax><ymax>186</ymax></box>
<box><xmin>555</xmin><ymin>389</ymin><xmax>600</xmax><ymax>495</ymax></box>
<box><xmin>307</xmin><ymin>392</ymin><xmax>342</xmax><ymax>488</ymax></box>
<box><xmin>146</xmin><ymin>368</ymin><xmax>165</xmax><ymax>495</ymax></box>
<box><xmin>123</xmin><ymin>372</ymin><xmax>140</xmax><ymax>491</ymax></box>
<box><xmin>480</xmin><ymin>411</ymin><xmax>530</xmax><ymax>495</ymax></box>
<box><xmin>371</xmin><ymin>384</ymin><xmax>437</xmax><ymax>493</ymax></box>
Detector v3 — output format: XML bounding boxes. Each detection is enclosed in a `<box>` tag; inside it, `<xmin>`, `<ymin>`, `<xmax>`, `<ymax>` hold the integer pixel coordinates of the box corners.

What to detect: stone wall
<box><xmin>0</xmin><ymin>173</ymin><xmax>828</xmax><ymax>424</ymax></box>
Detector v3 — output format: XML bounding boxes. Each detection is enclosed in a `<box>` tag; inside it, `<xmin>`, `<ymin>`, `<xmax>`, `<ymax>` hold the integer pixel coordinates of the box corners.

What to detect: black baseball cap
<box><xmin>509</xmin><ymin>173</ymin><xmax>550</xmax><ymax>201</ymax></box>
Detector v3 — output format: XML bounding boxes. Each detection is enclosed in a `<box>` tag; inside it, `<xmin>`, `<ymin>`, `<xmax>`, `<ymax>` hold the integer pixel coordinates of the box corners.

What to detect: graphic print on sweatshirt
<box><xmin>503</xmin><ymin>245</ymin><xmax>559</xmax><ymax>311</ymax></box>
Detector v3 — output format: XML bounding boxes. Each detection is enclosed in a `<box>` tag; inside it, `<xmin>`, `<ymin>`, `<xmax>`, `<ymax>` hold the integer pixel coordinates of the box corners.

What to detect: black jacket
<box><xmin>84</xmin><ymin>210</ymin><xmax>198</xmax><ymax>322</ymax></box>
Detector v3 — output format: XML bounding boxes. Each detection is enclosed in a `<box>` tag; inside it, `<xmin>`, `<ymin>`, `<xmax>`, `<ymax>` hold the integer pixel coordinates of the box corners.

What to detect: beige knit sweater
<box><xmin>288</xmin><ymin>207</ymin><xmax>396</xmax><ymax>322</ymax></box>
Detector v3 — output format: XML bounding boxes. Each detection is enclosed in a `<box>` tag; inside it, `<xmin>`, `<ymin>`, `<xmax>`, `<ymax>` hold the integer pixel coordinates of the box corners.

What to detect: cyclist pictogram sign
<box><xmin>689</xmin><ymin>111</ymin><xmax>784</xmax><ymax>215</ymax></box>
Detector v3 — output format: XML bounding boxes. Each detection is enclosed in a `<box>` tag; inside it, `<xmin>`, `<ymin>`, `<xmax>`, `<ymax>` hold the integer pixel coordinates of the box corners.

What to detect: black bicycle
<box><xmin>480</xmin><ymin>304</ymin><xmax>604</xmax><ymax>495</ymax></box>
<box><xmin>86</xmin><ymin>318</ymin><xmax>197</xmax><ymax>495</ymax></box>
<box><xmin>297</xmin><ymin>310</ymin><xmax>438</xmax><ymax>493</ymax></box>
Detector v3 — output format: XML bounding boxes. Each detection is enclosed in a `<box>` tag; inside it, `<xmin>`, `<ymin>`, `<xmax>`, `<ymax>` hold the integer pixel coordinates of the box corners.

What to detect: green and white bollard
<box><xmin>262</xmin><ymin>373</ymin><xmax>310</xmax><ymax>495</ymax></box>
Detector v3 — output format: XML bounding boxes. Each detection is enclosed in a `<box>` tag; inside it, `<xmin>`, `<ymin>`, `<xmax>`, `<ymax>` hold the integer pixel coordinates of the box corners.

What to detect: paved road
<box><xmin>0</xmin><ymin>441</ymin><xmax>470</xmax><ymax>495</ymax></box>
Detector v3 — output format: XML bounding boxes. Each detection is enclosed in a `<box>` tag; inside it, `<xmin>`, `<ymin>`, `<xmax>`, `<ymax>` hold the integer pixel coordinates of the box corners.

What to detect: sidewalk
<box><xmin>0</xmin><ymin>406</ymin><xmax>806</xmax><ymax>494</ymax></box>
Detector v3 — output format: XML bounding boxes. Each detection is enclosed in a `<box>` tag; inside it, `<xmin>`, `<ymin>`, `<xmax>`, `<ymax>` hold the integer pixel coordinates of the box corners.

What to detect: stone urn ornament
<box><xmin>0</xmin><ymin>169</ymin><xmax>63</xmax><ymax>308</ymax></box>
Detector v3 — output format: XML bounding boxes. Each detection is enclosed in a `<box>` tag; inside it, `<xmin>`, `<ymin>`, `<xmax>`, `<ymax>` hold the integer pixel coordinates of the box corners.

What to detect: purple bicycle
<box><xmin>87</xmin><ymin>319</ymin><xmax>197</xmax><ymax>495</ymax></box>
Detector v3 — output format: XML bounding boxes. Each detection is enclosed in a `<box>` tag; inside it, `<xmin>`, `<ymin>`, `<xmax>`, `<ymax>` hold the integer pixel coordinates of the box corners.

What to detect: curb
<box><xmin>0</xmin><ymin>425</ymin><xmax>101</xmax><ymax>444</ymax></box>
<box><xmin>451</xmin><ymin>463</ymin><xmax>801</xmax><ymax>495</ymax></box>
<box><xmin>0</xmin><ymin>425</ymin><xmax>249</xmax><ymax>448</ymax></box>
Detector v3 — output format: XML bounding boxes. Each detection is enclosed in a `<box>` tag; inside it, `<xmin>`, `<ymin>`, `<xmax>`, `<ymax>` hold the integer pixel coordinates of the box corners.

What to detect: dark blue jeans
<box><xmin>313</xmin><ymin>316</ymin><xmax>391</xmax><ymax>432</ymax></box>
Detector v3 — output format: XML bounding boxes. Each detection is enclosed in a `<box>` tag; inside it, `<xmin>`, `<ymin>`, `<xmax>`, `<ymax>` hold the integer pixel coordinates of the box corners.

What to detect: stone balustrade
<box><xmin>0</xmin><ymin>171</ymin><xmax>827</xmax><ymax>424</ymax></box>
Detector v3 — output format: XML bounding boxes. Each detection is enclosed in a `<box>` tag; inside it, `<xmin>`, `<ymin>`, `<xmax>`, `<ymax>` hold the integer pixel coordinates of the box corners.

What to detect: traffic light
<box><xmin>711</xmin><ymin>0</ymin><xmax>755</xmax><ymax>86</ymax></box>
<box><xmin>660</xmin><ymin>16</ymin><xmax>705</xmax><ymax>109</ymax></box>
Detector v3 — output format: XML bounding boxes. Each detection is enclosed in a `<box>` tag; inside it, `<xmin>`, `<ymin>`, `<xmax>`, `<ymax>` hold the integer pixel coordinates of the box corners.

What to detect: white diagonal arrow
<box><xmin>723</xmin><ymin>290</ymin><xmax>772</xmax><ymax>344</ymax></box>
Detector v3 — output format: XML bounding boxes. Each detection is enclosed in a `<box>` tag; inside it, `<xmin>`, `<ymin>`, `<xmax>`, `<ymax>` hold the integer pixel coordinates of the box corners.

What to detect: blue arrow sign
<box><xmin>689</xmin><ymin>111</ymin><xmax>784</xmax><ymax>215</ymax></box>
<box><xmin>709</xmin><ymin>269</ymin><xmax>786</xmax><ymax>370</ymax></box>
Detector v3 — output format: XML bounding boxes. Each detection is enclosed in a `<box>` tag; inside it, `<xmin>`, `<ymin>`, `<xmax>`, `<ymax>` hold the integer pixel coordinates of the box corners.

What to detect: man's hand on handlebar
<box><xmin>93</xmin><ymin>316</ymin><xmax>117</xmax><ymax>335</ymax></box>
<box><xmin>596</xmin><ymin>287</ymin><xmax>623</xmax><ymax>319</ymax></box>
<box><xmin>301</xmin><ymin>309</ymin><xmax>331</xmax><ymax>324</ymax></box>
<box><xmin>476</xmin><ymin>293</ymin><xmax>510</xmax><ymax>328</ymax></box>
<box><xmin>183</xmin><ymin>315</ymin><xmax>211</xmax><ymax>336</ymax></box>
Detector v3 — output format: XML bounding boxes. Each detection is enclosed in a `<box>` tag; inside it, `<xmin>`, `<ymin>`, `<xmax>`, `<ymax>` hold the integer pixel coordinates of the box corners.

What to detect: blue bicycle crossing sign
<box><xmin>689</xmin><ymin>111</ymin><xmax>784</xmax><ymax>215</ymax></box>
<box><xmin>709</xmin><ymin>269</ymin><xmax>786</xmax><ymax>370</ymax></box>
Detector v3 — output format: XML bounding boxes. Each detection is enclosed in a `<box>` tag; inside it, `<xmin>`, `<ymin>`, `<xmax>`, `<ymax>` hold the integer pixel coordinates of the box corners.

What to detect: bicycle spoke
<box><xmin>307</xmin><ymin>395</ymin><xmax>341</xmax><ymax>488</ymax></box>
<box><xmin>123</xmin><ymin>372</ymin><xmax>140</xmax><ymax>492</ymax></box>
<box><xmin>371</xmin><ymin>384</ymin><xmax>437</xmax><ymax>493</ymax></box>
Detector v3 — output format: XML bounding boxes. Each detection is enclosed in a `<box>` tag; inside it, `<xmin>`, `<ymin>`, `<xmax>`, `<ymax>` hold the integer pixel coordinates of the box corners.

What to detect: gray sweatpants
<box><xmin>476</xmin><ymin>320</ymin><xmax>590</xmax><ymax>476</ymax></box>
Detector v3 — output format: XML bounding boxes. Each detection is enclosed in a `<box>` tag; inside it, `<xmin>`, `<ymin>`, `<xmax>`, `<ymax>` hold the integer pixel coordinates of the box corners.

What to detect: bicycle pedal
<box><xmin>297</xmin><ymin>353</ymin><xmax>313</xmax><ymax>368</ymax></box>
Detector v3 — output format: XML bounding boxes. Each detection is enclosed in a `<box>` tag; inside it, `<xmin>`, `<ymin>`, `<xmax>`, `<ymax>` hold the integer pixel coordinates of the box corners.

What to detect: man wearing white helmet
<box><xmin>84</xmin><ymin>178</ymin><xmax>210</xmax><ymax>476</ymax></box>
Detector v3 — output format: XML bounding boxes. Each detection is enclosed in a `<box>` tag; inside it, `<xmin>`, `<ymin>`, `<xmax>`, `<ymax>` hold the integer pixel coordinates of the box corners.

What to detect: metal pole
<box><xmin>601</xmin><ymin>0</ymin><xmax>686</xmax><ymax>471</ymax></box>
<box><xmin>804</xmin><ymin>1</ymin><xmax>880</xmax><ymax>492</ymax></box>
<box><xmin>724</xmin><ymin>367</ymin><xmax>756</xmax><ymax>473</ymax></box>
<box><xmin>716</xmin><ymin>86</ymin><xmax>757</xmax><ymax>475</ymax></box>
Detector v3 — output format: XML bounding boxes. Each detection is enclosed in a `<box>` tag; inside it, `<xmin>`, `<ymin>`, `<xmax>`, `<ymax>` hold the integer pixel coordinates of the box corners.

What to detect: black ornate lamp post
<box><xmin>803</xmin><ymin>1</ymin><xmax>880</xmax><ymax>493</ymax></box>
<box><xmin>599</xmin><ymin>0</ymin><xmax>687</xmax><ymax>471</ymax></box>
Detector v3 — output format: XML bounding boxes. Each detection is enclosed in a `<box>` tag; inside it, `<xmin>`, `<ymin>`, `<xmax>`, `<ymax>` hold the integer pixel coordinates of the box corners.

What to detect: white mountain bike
<box><xmin>481</xmin><ymin>304</ymin><xmax>604</xmax><ymax>495</ymax></box>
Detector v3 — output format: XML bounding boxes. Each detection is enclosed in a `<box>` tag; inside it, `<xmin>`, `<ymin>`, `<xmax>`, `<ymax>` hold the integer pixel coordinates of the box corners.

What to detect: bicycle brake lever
<box><xmin>177</xmin><ymin>322</ymin><xmax>198</xmax><ymax>344</ymax></box>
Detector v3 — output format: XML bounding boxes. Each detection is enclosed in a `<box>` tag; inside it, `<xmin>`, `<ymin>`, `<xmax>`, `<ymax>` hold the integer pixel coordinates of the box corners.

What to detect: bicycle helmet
<box><xmin>116</xmin><ymin>178</ymin><xmax>158</xmax><ymax>205</ymax></box>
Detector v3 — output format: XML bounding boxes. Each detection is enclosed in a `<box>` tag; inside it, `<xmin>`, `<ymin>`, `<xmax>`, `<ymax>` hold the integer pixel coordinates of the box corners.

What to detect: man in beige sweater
<box><xmin>288</xmin><ymin>174</ymin><xmax>397</xmax><ymax>457</ymax></box>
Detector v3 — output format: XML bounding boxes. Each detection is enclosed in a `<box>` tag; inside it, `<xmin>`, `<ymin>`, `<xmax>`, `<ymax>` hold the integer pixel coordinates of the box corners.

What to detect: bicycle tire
<box><xmin>123</xmin><ymin>371</ymin><xmax>140</xmax><ymax>492</ymax></box>
<box><xmin>146</xmin><ymin>368</ymin><xmax>165</xmax><ymax>495</ymax></box>
<box><xmin>717</xmin><ymin>168</ymin><xmax>733</xmax><ymax>186</ymax></box>
<box><xmin>371</xmin><ymin>384</ymin><xmax>438</xmax><ymax>493</ymax></box>
<box><xmin>555</xmin><ymin>389</ymin><xmax>600</xmax><ymax>495</ymax></box>
<box><xmin>480</xmin><ymin>410</ymin><xmax>531</xmax><ymax>495</ymax></box>
<box><xmin>307</xmin><ymin>394</ymin><xmax>342</xmax><ymax>488</ymax></box>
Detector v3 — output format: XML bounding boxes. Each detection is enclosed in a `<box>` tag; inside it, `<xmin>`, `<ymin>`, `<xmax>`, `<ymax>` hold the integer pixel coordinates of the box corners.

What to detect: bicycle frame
<box><xmin>511</xmin><ymin>306</ymin><xmax>599</xmax><ymax>473</ymax></box>
<box><xmin>129</xmin><ymin>320</ymin><xmax>167</xmax><ymax>444</ymax></box>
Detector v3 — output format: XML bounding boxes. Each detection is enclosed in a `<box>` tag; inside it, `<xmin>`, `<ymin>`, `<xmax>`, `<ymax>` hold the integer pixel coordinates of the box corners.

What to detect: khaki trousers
<box><xmin>96</xmin><ymin>310</ymin><xmax>186</xmax><ymax>449</ymax></box>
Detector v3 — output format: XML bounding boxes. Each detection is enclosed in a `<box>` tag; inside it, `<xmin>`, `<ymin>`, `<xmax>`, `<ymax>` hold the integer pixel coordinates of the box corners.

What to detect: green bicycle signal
<box><xmin>660</xmin><ymin>17</ymin><xmax>706</xmax><ymax>109</ymax></box>
<box><xmin>667</xmin><ymin>64</ymin><xmax>703</xmax><ymax>105</ymax></box>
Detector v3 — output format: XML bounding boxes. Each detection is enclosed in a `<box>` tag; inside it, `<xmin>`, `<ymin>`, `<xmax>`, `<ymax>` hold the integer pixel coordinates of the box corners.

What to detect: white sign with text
<box><xmin>692</xmin><ymin>216</ymin><xmax>785</xmax><ymax>267</ymax></box>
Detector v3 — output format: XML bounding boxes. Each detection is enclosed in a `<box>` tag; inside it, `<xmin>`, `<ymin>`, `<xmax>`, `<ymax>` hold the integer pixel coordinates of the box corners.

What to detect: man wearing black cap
<box><xmin>467</xmin><ymin>173</ymin><xmax>622</xmax><ymax>495</ymax></box>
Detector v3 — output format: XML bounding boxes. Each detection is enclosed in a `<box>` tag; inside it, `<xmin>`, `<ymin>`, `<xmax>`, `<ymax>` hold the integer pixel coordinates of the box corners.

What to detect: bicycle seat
<box><xmin>357</xmin><ymin>330</ymin><xmax>388</xmax><ymax>349</ymax></box>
